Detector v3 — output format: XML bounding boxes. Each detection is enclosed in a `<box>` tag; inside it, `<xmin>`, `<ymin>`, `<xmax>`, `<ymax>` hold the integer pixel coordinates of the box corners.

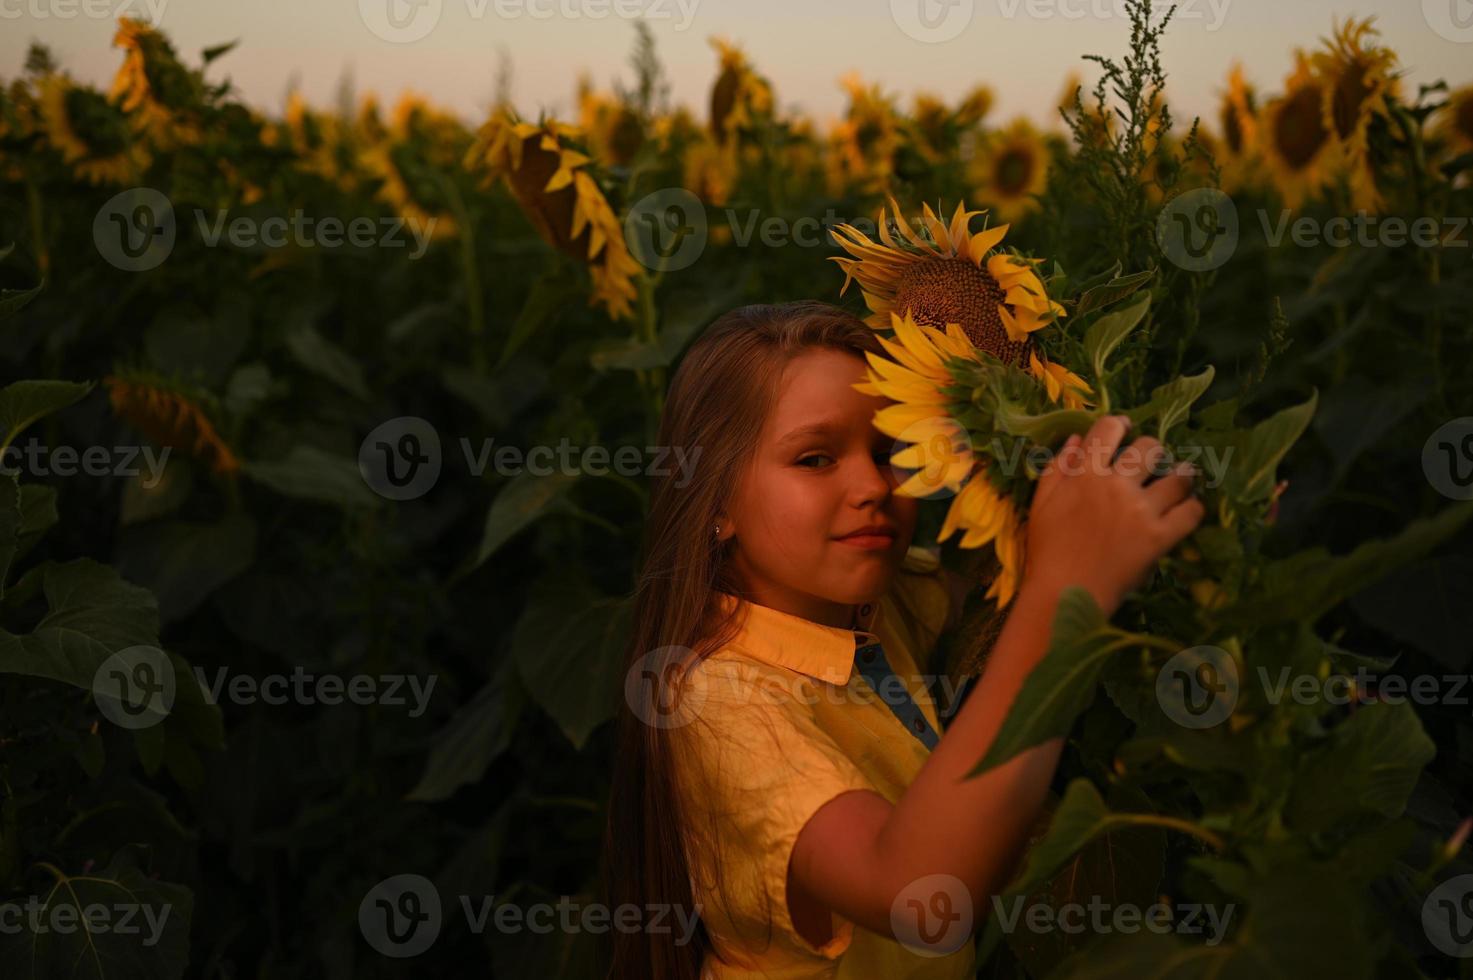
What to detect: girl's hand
<box><xmin>1020</xmin><ymin>414</ymin><xmax>1205</xmax><ymax>617</ymax></box>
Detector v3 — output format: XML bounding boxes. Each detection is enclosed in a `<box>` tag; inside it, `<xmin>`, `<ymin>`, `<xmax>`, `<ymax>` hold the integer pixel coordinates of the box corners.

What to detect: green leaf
<box><xmin>511</xmin><ymin>581</ymin><xmax>632</xmax><ymax>749</ymax></box>
<box><xmin>245</xmin><ymin>446</ymin><xmax>381</xmax><ymax>509</ymax></box>
<box><xmin>0</xmin><ymin>559</ymin><xmax>158</xmax><ymax>687</ymax></box>
<box><xmin>1219</xmin><ymin>390</ymin><xmax>1317</xmax><ymax>508</ymax></box>
<box><xmin>454</xmin><ymin>471</ymin><xmax>579</xmax><ymax>580</ymax></box>
<box><xmin>1228</xmin><ymin>500</ymin><xmax>1473</xmax><ymax>627</ymax></box>
<box><xmin>0</xmin><ymin>848</ymin><xmax>193</xmax><ymax>980</ymax></box>
<box><xmin>0</xmin><ymin>471</ymin><xmax>19</xmax><ymax>596</ymax></box>
<box><xmin>1002</xmin><ymin>780</ymin><xmax>1155</xmax><ymax>899</ymax></box>
<box><xmin>1124</xmin><ymin>366</ymin><xmax>1215</xmax><ymax>444</ymax></box>
<box><xmin>499</xmin><ymin>270</ymin><xmax>565</xmax><ymax>368</ymax></box>
<box><xmin>114</xmin><ymin>514</ymin><xmax>257</xmax><ymax>623</ymax></box>
<box><xmin>407</xmin><ymin>675</ymin><xmax>511</xmax><ymax>803</ymax></box>
<box><xmin>284</xmin><ymin>323</ymin><xmax>370</xmax><ymax>401</ymax></box>
<box><xmin>201</xmin><ymin>39</ymin><xmax>238</xmax><ymax>64</ymax></box>
<box><xmin>1284</xmin><ymin>701</ymin><xmax>1435</xmax><ymax>832</ymax></box>
<box><xmin>0</xmin><ymin>279</ymin><xmax>43</xmax><ymax>319</ymax></box>
<box><xmin>992</xmin><ymin>400</ymin><xmax>1096</xmax><ymax>445</ymax></box>
<box><xmin>1075</xmin><ymin>269</ymin><xmax>1155</xmax><ymax>316</ymax></box>
<box><xmin>0</xmin><ymin>380</ymin><xmax>93</xmax><ymax>453</ymax></box>
<box><xmin>1082</xmin><ymin>292</ymin><xmax>1151</xmax><ymax>383</ymax></box>
<box><xmin>968</xmin><ymin>588</ymin><xmax>1117</xmax><ymax>777</ymax></box>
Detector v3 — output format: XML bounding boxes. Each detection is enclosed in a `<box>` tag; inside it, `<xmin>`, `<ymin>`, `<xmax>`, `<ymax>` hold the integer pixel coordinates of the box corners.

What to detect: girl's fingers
<box><xmin>1034</xmin><ymin>434</ymin><xmax>1081</xmax><ymax>510</ymax></box>
<box><xmin>1115</xmin><ymin>435</ymin><xmax>1167</xmax><ymax>484</ymax></box>
<box><xmin>1082</xmin><ymin>415</ymin><xmax>1131</xmax><ymax>475</ymax></box>
<box><xmin>1144</xmin><ymin>463</ymin><xmax>1198</xmax><ymax>514</ymax></box>
<box><xmin>1159</xmin><ymin>492</ymin><xmax>1208</xmax><ymax>543</ymax></box>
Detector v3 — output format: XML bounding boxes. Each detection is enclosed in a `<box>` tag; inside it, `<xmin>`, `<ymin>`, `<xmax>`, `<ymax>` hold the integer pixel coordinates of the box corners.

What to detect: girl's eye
<box><xmin>797</xmin><ymin>453</ymin><xmax>834</xmax><ymax>468</ymax></box>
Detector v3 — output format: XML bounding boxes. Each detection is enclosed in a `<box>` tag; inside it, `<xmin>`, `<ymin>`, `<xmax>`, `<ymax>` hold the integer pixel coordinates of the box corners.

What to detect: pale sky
<box><xmin>2</xmin><ymin>0</ymin><xmax>1468</xmax><ymax>131</ymax></box>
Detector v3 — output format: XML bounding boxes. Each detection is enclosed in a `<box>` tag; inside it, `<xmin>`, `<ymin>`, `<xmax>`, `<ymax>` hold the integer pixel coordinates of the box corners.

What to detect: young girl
<box><xmin>603</xmin><ymin>300</ymin><xmax>1204</xmax><ymax>979</ymax></box>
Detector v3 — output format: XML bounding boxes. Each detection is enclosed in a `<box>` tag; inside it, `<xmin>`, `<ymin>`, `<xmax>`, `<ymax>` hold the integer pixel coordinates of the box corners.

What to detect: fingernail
<box><xmin>1117</xmin><ymin>414</ymin><xmax>1132</xmax><ymax>428</ymax></box>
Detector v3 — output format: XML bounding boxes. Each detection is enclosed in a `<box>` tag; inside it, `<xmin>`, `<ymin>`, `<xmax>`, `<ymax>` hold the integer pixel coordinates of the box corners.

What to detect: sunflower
<box><xmin>465</xmin><ymin>114</ymin><xmax>640</xmax><ymax>320</ymax></box>
<box><xmin>275</xmin><ymin>91</ymin><xmax>354</xmax><ymax>187</ymax></box>
<box><xmin>709</xmin><ymin>38</ymin><xmax>772</xmax><ymax>147</ymax></box>
<box><xmin>38</xmin><ymin>74</ymin><xmax>149</xmax><ymax>185</ymax></box>
<box><xmin>1312</xmin><ymin>16</ymin><xmax>1399</xmax><ymax>211</ymax></box>
<box><xmin>956</xmin><ymin>85</ymin><xmax>994</xmax><ymax>129</ymax></box>
<box><xmin>110</xmin><ymin>18</ymin><xmax>202</xmax><ymax>149</ymax></box>
<box><xmin>104</xmin><ymin>373</ymin><xmax>240</xmax><ymax>478</ymax></box>
<box><xmin>1260</xmin><ymin>51</ymin><xmax>1336</xmax><ymax>209</ymax></box>
<box><xmin>1029</xmin><ymin>351</ymin><xmax>1094</xmax><ymax>411</ymax></box>
<box><xmin>681</xmin><ymin>137</ymin><xmax>738</xmax><ymax>207</ymax></box>
<box><xmin>831</xmin><ymin>196</ymin><xmax>1065</xmax><ymax>367</ymax></box>
<box><xmin>969</xmin><ymin>118</ymin><xmax>1050</xmax><ymax>225</ymax></box>
<box><xmin>852</xmin><ymin>310</ymin><xmax>1025</xmax><ymax>606</ymax></box>
<box><xmin>1434</xmin><ymin>85</ymin><xmax>1473</xmax><ymax>159</ymax></box>
<box><xmin>826</xmin><ymin>73</ymin><xmax>903</xmax><ymax>195</ymax></box>
<box><xmin>578</xmin><ymin>79</ymin><xmax>644</xmax><ymax>167</ymax></box>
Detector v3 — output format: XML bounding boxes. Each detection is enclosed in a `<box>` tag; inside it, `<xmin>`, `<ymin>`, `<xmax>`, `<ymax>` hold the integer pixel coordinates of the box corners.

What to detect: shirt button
<box><xmin>860</xmin><ymin>648</ymin><xmax>875</xmax><ymax>664</ymax></box>
<box><xmin>860</xmin><ymin>604</ymin><xmax>873</xmax><ymax>616</ymax></box>
<box><xmin>913</xmin><ymin>717</ymin><xmax>926</xmax><ymax>733</ymax></box>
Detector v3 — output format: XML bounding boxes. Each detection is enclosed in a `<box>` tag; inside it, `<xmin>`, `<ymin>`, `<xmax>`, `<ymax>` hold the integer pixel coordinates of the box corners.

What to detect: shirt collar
<box><xmin>715</xmin><ymin>591</ymin><xmax>884</xmax><ymax>685</ymax></box>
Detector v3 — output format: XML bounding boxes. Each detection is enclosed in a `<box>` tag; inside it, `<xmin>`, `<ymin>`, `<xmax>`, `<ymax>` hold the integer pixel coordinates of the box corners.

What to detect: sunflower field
<box><xmin>1</xmin><ymin>1</ymin><xmax>1471</xmax><ymax>977</ymax></box>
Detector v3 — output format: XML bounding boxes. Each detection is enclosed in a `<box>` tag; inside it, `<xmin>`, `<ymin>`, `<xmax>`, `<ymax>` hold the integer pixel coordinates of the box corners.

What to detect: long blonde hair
<box><xmin>601</xmin><ymin>300</ymin><xmax>885</xmax><ymax>979</ymax></box>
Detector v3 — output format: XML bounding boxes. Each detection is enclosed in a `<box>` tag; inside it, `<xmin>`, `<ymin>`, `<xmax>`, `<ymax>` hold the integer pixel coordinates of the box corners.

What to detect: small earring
<box><xmin>713</xmin><ymin>523</ymin><xmax>721</xmax><ymax>537</ymax></box>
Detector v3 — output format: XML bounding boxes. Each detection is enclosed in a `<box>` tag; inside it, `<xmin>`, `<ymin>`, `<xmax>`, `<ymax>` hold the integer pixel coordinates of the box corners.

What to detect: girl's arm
<box><xmin>787</xmin><ymin>414</ymin><xmax>1206</xmax><ymax>944</ymax></box>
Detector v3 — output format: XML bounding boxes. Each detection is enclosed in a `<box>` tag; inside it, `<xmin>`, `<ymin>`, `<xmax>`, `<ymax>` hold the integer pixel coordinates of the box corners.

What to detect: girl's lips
<box><xmin>834</xmin><ymin>533</ymin><xmax>896</xmax><ymax>550</ymax></box>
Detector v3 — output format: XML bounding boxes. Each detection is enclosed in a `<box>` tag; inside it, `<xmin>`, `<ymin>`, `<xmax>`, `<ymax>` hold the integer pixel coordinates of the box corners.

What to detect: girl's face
<box><xmin>719</xmin><ymin>347</ymin><xmax>919</xmax><ymax>628</ymax></box>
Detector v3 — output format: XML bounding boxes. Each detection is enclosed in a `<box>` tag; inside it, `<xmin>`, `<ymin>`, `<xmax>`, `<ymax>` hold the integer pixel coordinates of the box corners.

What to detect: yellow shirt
<box><xmin>670</xmin><ymin>547</ymin><xmax>977</xmax><ymax>980</ymax></box>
